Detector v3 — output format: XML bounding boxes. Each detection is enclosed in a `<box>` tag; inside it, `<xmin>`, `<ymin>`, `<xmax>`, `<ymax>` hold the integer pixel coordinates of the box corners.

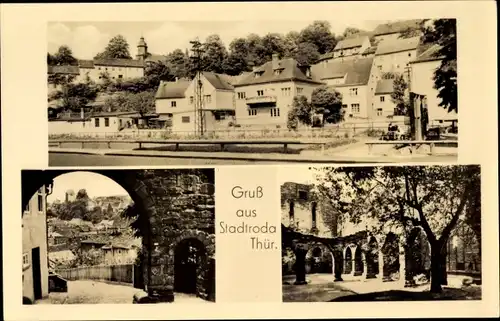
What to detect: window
<box><xmin>22</xmin><ymin>253</ymin><xmax>30</xmax><ymax>270</ymax></box>
<box><xmin>298</xmin><ymin>190</ymin><xmax>308</xmax><ymax>200</ymax></box>
<box><xmin>351</xmin><ymin>104</ymin><xmax>360</xmax><ymax>113</ymax></box>
<box><xmin>350</xmin><ymin>88</ymin><xmax>358</xmax><ymax>96</ymax></box>
<box><xmin>342</xmin><ymin>104</ymin><xmax>348</xmax><ymax>109</ymax></box>
<box><xmin>377</xmin><ymin>108</ymin><xmax>383</xmax><ymax>116</ymax></box>
<box><xmin>274</xmin><ymin>69</ymin><xmax>282</xmax><ymax>76</ymax></box>
<box><xmin>380</xmin><ymin>96</ymin><xmax>385</xmax><ymax>102</ymax></box>
<box><xmin>408</xmin><ymin>53</ymin><xmax>412</xmax><ymax>57</ymax></box>
<box><xmin>95</xmin><ymin>118</ymin><xmax>100</xmax><ymax>127</ymax></box>
<box><xmin>377</xmin><ymin>65</ymin><xmax>382</xmax><ymax>71</ymax></box>
<box><xmin>257</xmin><ymin>90</ymin><xmax>264</xmax><ymax>96</ymax></box>
<box><xmin>105</xmin><ymin>68</ymin><xmax>108</xmax><ymax>71</ymax></box>
<box><xmin>311</xmin><ymin>202</ymin><xmax>317</xmax><ymax>228</ymax></box>
<box><xmin>37</xmin><ymin>191</ymin><xmax>43</xmax><ymax>212</ymax></box>
<box><xmin>118</xmin><ymin>75</ymin><xmax>123</xmax><ymax>79</ymax></box>
<box><xmin>104</xmin><ymin>118</ymin><xmax>110</xmax><ymax>127</ymax></box>
<box><xmin>237</xmin><ymin>92</ymin><xmax>246</xmax><ymax>99</ymax></box>
<box><xmin>281</xmin><ymin>87</ymin><xmax>291</xmax><ymax>96</ymax></box>
<box><xmin>171</xmin><ymin>101</ymin><xmax>177</xmax><ymax>107</ymax></box>
<box><xmin>189</xmin><ymin>96</ymin><xmax>194</xmax><ymax>105</ymax></box>
<box><xmin>205</xmin><ymin>95</ymin><xmax>212</xmax><ymax>103</ymax></box>
<box><xmin>270</xmin><ymin>108</ymin><xmax>280</xmax><ymax>117</ymax></box>
<box><xmin>182</xmin><ymin>116</ymin><xmax>190</xmax><ymax>123</ymax></box>
<box><xmin>98</xmin><ymin>67</ymin><xmax>101</xmax><ymax>70</ymax></box>
<box><xmin>297</xmin><ymin>87</ymin><xmax>303</xmax><ymax>94</ymax></box>
<box><xmin>248</xmin><ymin>109</ymin><xmax>257</xmax><ymax>116</ymax></box>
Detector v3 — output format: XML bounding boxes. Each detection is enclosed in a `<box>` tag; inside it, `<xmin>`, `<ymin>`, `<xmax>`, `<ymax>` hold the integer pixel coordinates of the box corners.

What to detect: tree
<box><xmin>76</xmin><ymin>189</ymin><xmax>89</xmax><ymax>200</ymax></box>
<box><xmin>202</xmin><ymin>34</ymin><xmax>228</xmax><ymax>74</ymax></box>
<box><xmin>391</xmin><ymin>74</ymin><xmax>410</xmax><ymax>116</ymax></box>
<box><xmin>94</xmin><ymin>35</ymin><xmax>132</xmax><ymax>60</ymax></box>
<box><xmin>260</xmin><ymin>33</ymin><xmax>286</xmax><ymax>61</ymax></box>
<box><xmin>103</xmin><ymin>91</ymin><xmax>155</xmax><ymax>115</ymax></box>
<box><xmin>246</xmin><ymin>33</ymin><xmax>267</xmax><ymax>67</ymax></box>
<box><xmin>283</xmin><ymin>31</ymin><xmax>300</xmax><ymax>58</ymax></box>
<box><xmin>144</xmin><ymin>61</ymin><xmax>174</xmax><ymax>88</ymax></box>
<box><xmin>298</xmin><ymin>21</ymin><xmax>337</xmax><ymax>54</ymax></box>
<box><xmin>288</xmin><ymin>95</ymin><xmax>314</xmax><ymax>128</ymax></box>
<box><xmin>313</xmin><ymin>165</ymin><xmax>480</xmax><ymax>293</ymax></box>
<box><xmin>166</xmin><ymin>49</ymin><xmax>191</xmax><ymax>79</ymax></box>
<box><xmin>49</xmin><ymin>45</ymin><xmax>78</xmax><ymax>66</ymax></box>
<box><xmin>50</xmin><ymin>82</ymin><xmax>98</xmax><ymax>111</ymax></box>
<box><xmin>422</xmin><ymin>19</ymin><xmax>457</xmax><ymax>113</ymax></box>
<box><xmin>223</xmin><ymin>38</ymin><xmax>251</xmax><ymax>75</ymax></box>
<box><xmin>338</xmin><ymin>27</ymin><xmax>367</xmax><ymax>41</ymax></box>
<box><xmin>399</xmin><ymin>20</ymin><xmax>427</xmax><ymax>39</ymax></box>
<box><xmin>70</xmin><ymin>248</ymin><xmax>104</xmax><ymax>268</ymax></box>
<box><xmin>311</xmin><ymin>86</ymin><xmax>343</xmax><ymax>124</ymax></box>
<box><xmin>294</xmin><ymin>42</ymin><xmax>320</xmax><ymax>66</ymax></box>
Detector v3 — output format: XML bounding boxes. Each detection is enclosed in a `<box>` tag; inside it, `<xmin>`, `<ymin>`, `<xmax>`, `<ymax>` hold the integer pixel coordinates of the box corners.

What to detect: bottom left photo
<box><xmin>21</xmin><ymin>168</ymin><xmax>215</xmax><ymax>304</ymax></box>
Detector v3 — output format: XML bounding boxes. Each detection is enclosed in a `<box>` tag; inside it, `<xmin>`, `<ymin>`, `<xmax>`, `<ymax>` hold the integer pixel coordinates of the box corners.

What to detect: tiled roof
<box><xmin>48</xmin><ymin>65</ymin><xmax>80</xmax><ymax>75</ymax></box>
<box><xmin>92</xmin><ymin>111</ymin><xmax>139</xmax><ymax>117</ymax></box>
<box><xmin>334</xmin><ymin>36</ymin><xmax>369</xmax><ymax>51</ymax></box>
<box><xmin>375</xmin><ymin>79</ymin><xmax>394</xmax><ymax>94</ymax></box>
<box><xmin>145</xmin><ymin>54</ymin><xmax>168</xmax><ymax>63</ymax></box>
<box><xmin>375</xmin><ymin>36</ymin><xmax>420</xmax><ymax>56</ymax></box>
<box><xmin>373</xmin><ymin>19</ymin><xmax>423</xmax><ymax>36</ymax></box>
<box><xmin>78</xmin><ymin>60</ymin><xmax>94</xmax><ymax>68</ymax></box>
<box><xmin>311</xmin><ymin>57</ymin><xmax>374</xmax><ymax>86</ymax></box>
<box><xmin>235</xmin><ymin>58</ymin><xmax>322</xmax><ymax>87</ymax></box>
<box><xmin>203</xmin><ymin>72</ymin><xmax>234</xmax><ymax>90</ymax></box>
<box><xmin>410</xmin><ymin>44</ymin><xmax>444</xmax><ymax>63</ymax></box>
<box><xmin>155</xmin><ymin>79</ymin><xmax>191</xmax><ymax>99</ymax></box>
<box><xmin>93</xmin><ymin>58</ymin><xmax>145</xmax><ymax>68</ymax></box>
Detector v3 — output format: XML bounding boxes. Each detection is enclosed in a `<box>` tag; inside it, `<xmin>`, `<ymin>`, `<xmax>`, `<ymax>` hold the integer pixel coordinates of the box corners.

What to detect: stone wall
<box><xmin>138</xmin><ymin>170</ymin><xmax>216</xmax><ymax>302</ymax></box>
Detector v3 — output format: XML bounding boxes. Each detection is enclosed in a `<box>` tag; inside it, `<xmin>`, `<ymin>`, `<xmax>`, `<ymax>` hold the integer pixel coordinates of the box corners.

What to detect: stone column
<box><xmin>361</xmin><ymin>253</ymin><xmax>368</xmax><ymax>279</ymax></box>
<box><xmin>378</xmin><ymin>250</ymin><xmax>384</xmax><ymax>280</ymax></box>
<box><xmin>398</xmin><ymin>242</ymin><xmax>406</xmax><ymax>287</ymax></box>
<box><xmin>350</xmin><ymin>252</ymin><xmax>356</xmax><ymax>276</ymax></box>
<box><xmin>334</xmin><ymin>252</ymin><xmax>343</xmax><ymax>282</ymax></box>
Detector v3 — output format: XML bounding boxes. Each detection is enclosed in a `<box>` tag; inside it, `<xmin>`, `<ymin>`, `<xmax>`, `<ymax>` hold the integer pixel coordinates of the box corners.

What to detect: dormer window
<box><xmin>254</xmin><ymin>71</ymin><xmax>264</xmax><ymax>78</ymax></box>
<box><xmin>274</xmin><ymin>69</ymin><xmax>282</xmax><ymax>76</ymax></box>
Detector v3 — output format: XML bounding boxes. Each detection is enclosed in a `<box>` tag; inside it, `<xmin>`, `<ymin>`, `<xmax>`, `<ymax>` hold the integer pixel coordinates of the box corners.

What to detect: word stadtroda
<box><xmin>219</xmin><ymin>221</ymin><xmax>277</xmax><ymax>234</ymax></box>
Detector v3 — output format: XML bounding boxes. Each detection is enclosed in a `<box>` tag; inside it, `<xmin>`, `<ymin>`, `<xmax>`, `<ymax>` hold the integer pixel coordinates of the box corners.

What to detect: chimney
<box><xmin>272</xmin><ymin>53</ymin><xmax>279</xmax><ymax>70</ymax></box>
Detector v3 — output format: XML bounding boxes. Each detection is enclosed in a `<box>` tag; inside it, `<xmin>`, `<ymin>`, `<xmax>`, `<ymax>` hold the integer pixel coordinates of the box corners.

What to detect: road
<box><xmin>49</xmin><ymin>153</ymin><xmax>272</xmax><ymax>166</ymax></box>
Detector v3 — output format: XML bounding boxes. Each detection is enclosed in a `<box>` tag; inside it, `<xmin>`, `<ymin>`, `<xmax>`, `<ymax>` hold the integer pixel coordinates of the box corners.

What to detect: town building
<box><xmin>155</xmin><ymin>72</ymin><xmax>237</xmax><ymax>132</ymax></box>
<box><xmin>372</xmin><ymin>36</ymin><xmax>420</xmax><ymax>75</ymax></box>
<box><xmin>234</xmin><ymin>54</ymin><xmax>323</xmax><ymax>128</ymax></box>
<box><xmin>317</xmin><ymin>36</ymin><xmax>371</xmax><ymax>64</ymax></box>
<box><xmin>409</xmin><ymin>44</ymin><xmax>458</xmax><ymax>128</ymax></box>
<box><xmin>22</xmin><ymin>185</ymin><xmax>50</xmax><ymax>303</ymax></box>
<box><xmin>312</xmin><ymin>57</ymin><xmax>375</xmax><ymax>121</ymax></box>
<box><xmin>65</xmin><ymin>189</ymin><xmax>76</xmax><ymax>203</ymax></box>
<box><xmin>372</xmin><ymin>19</ymin><xmax>424</xmax><ymax>44</ymax></box>
<box><xmin>373</xmin><ymin>78</ymin><xmax>397</xmax><ymax>118</ymax></box>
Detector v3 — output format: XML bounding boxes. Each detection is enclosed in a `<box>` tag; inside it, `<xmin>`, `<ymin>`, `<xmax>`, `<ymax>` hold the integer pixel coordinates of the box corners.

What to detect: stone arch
<box><xmin>344</xmin><ymin>246</ymin><xmax>353</xmax><ymax>274</ymax></box>
<box><xmin>381</xmin><ymin>232</ymin><xmax>401</xmax><ymax>281</ymax></box>
<box><xmin>167</xmin><ymin>230</ymin><xmax>215</xmax><ymax>300</ymax></box>
<box><xmin>353</xmin><ymin>246</ymin><xmax>364</xmax><ymax>276</ymax></box>
<box><xmin>365</xmin><ymin>236</ymin><xmax>380</xmax><ymax>279</ymax></box>
<box><xmin>305</xmin><ymin>242</ymin><xmax>333</xmax><ymax>274</ymax></box>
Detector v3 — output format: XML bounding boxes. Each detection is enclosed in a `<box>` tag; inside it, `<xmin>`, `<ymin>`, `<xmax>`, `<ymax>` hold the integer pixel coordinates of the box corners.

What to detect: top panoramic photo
<box><xmin>47</xmin><ymin>19</ymin><xmax>458</xmax><ymax>166</ymax></box>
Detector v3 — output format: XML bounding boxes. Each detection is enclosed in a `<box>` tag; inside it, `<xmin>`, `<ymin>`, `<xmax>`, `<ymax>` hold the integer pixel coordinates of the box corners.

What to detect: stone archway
<box><xmin>173</xmin><ymin>238</ymin><xmax>206</xmax><ymax>294</ymax></box>
<box><xmin>365</xmin><ymin>237</ymin><xmax>379</xmax><ymax>279</ymax></box>
<box><xmin>167</xmin><ymin>230</ymin><xmax>215</xmax><ymax>301</ymax></box>
<box><xmin>344</xmin><ymin>247</ymin><xmax>353</xmax><ymax>274</ymax></box>
<box><xmin>305</xmin><ymin>243</ymin><xmax>333</xmax><ymax>274</ymax></box>
<box><xmin>353</xmin><ymin>246</ymin><xmax>364</xmax><ymax>276</ymax></box>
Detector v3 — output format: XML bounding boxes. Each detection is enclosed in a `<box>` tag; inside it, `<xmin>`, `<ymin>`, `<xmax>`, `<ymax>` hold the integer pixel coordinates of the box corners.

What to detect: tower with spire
<box><xmin>136</xmin><ymin>36</ymin><xmax>148</xmax><ymax>60</ymax></box>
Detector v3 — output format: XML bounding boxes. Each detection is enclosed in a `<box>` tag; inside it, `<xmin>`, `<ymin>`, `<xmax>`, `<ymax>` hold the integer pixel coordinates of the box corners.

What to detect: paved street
<box><xmin>37</xmin><ymin>280</ymin><xmax>208</xmax><ymax>304</ymax></box>
<box><xmin>282</xmin><ymin>274</ymin><xmax>481</xmax><ymax>302</ymax></box>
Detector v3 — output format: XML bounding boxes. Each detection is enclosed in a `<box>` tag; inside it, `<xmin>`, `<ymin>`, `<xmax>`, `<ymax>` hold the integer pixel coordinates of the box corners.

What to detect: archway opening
<box><xmin>366</xmin><ymin>237</ymin><xmax>379</xmax><ymax>278</ymax></box>
<box><xmin>174</xmin><ymin>238</ymin><xmax>207</xmax><ymax>294</ymax></box>
<box><xmin>354</xmin><ymin>247</ymin><xmax>364</xmax><ymax>276</ymax></box>
<box><xmin>305</xmin><ymin>243</ymin><xmax>333</xmax><ymax>274</ymax></box>
<box><xmin>22</xmin><ymin>170</ymin><xmax>146</xmax><ymax>304</ymax></box>
<box><xmin>344</xmin><ymin>247</ymin><xmax>353</xmax><ymax>274</ymax></box>
<box><xmin>382</xmin><ymin>232</ymin><xmax>400</xmax><ymax>281</ymax></box>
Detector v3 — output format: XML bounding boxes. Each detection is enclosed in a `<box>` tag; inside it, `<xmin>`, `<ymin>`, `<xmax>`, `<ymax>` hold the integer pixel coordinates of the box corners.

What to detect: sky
<box><xmin>47</xmin><ymin>171</ymin><xmax>128</xmax><ymax>203</ymax></box>
<box><xmin>47</xmin><ymin>20</ymin><xmax>386</xmax><ymax>59</ymax></box>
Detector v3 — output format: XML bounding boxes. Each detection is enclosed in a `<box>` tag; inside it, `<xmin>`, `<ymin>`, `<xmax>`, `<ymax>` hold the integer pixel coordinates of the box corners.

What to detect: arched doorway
<box><xmin>173</xmin><ymin>238</ymin><xmax>207</xmax><ymax>294</ymax></box>
<box><xmin>382</xmin><ymin>232</ymin><xmax>400</xmax><ymax>281</ymax></box>
<box><xmin>365</xmin><ymin>237</ymin><xmax>379</xmax><ymax>279</ymax></box>
<box><xmin>305</xmin><ymin>243</ymin><xmax>333</xmax><ymax>274</ymax></box>
<box><xmin>353</xmin><ymin>247</ymin><xmax>364</xmax><ymax>276</ymax></box>
<box><xmin>344</xmin><ymin>247</ymin><xmax>353</xmax><ymax>274</ymax></box>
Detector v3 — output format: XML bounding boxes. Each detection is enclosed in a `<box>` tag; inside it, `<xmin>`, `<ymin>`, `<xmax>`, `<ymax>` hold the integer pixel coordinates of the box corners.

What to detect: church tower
<box><xmin>136</xmin><ymin>36</ymin><xmax>148</xmax><ymax>60</ymax></box>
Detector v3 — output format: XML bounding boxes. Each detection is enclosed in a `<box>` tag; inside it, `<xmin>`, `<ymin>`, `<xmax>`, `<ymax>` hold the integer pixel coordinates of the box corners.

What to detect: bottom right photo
<box><xmin>280</xmin><ymin>165</ymin><xmax>481</xmax><ymax>302</ymax></box>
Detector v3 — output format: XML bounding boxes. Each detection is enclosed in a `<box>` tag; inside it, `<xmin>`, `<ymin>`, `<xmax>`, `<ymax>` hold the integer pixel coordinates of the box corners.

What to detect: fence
<box><xmin>49</xmin><ymin>120</ymin><xmax>406</xmax><ymax>141</ymax></box>
<box><xmin>55</xmin><ymin>264</ymin><xmax>135</xmax><ymax>284</ymax></box>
